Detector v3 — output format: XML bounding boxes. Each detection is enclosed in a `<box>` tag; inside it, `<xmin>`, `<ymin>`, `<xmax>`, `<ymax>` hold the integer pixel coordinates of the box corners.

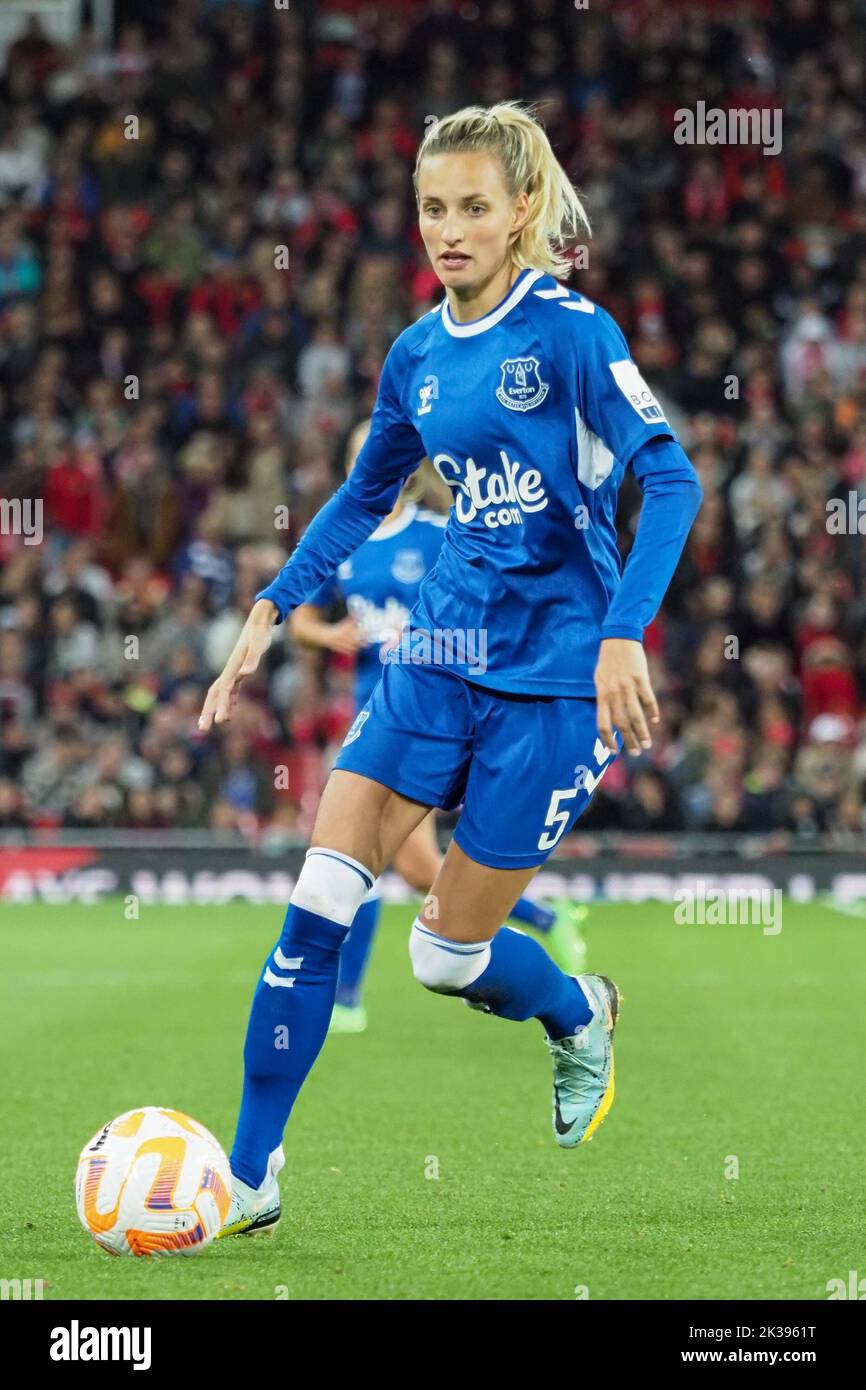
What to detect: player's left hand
<box><xmin>594</xmin><ymin>638</ymin><xmax>659</xmax><ymax>757</ymax></box>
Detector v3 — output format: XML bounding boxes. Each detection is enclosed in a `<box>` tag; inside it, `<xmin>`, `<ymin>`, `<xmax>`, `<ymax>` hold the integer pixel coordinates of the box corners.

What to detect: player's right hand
<box><xmin>198</xmin><ymin>601</ymin><xmax>277</xmax><ymax>731</ymax></box>
<box><xmin>326</xmin><ymin>616</ymin><xmax>365</xmax><ymax>654</ymax></box>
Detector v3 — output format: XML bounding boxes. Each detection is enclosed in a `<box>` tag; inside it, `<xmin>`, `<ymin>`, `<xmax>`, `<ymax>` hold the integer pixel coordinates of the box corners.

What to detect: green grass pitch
<box><xmin>2</xmin><ymin>897</ymin><xmax>864</xmax><ymax>1301</ymax></box>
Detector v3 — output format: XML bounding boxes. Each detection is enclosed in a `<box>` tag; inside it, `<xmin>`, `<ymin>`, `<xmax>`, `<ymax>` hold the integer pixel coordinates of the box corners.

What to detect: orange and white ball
<box><xmin>75</xmin><ymin>1107</ymin><xmax>231</xmax><ymax>1256</ymax></box>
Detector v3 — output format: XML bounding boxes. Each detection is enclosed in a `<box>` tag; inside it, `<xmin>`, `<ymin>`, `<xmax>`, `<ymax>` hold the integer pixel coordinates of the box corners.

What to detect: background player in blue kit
<box><xmin>291</xmin><ymin>422</ymin><xmax>589</xmax><ymax>1034</ymax></box>
<box><xmin>199</xmin><ymin>101</ymin><xmax>702</xmax><ymax>1236</ymax></box>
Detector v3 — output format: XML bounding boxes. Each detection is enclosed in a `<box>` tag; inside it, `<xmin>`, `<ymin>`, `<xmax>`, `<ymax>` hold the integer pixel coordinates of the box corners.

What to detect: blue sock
<box><xmin>453</xmin><ymin>925</ymin><xmax>591</xmax><ymax>1039</ymax></box>
<box><xmin>230</xmin><ymin>902</ymin><xmax>349</xmax><ymax>1188</ymax></box>
<box><xmin>508</xmin><ymin>895</ymin><xmax>556</xmax><ymax>933</ymax></box>
<box><xmin>335</xmin><ymin>896</ymin><xmax>381</xmax><ymax>1008</ymax></box>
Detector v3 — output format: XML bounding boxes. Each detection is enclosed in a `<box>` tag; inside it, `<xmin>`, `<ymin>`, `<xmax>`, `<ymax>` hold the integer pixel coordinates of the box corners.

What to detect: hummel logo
<box><xmin>533</xmin><ymin>285</ymin><xmax>596</xmax><ymax>314</ymax></box>
<box><xmin>264</xmin><ymin>950</ymin><xmax>303</xmax><ymax>989</ymax></box>
<box><xmin>417</xmin><ymin>374</ymin><xmax>439</xmax><ymax>415</ymax></box>
<box><xmin>264</xmin><ymin>968</ymin><xmax>294</xmax><ymax>989</ymax></box>
<box><xmin>274</xmin><ymin>949</ymin><xmax>303</xmax><ymax>971</ymax></box>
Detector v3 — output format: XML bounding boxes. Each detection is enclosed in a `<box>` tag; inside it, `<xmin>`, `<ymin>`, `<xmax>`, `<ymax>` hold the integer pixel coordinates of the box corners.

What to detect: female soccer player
<box><xmin>199</xmin><ymin>102</ymin><xmax>702</xmax><ymax>1235</ymax></box>
<box><xmin>292</xmin><ymin>423</ymin><xmax>588</xmax><ymax>1034</ymax></box>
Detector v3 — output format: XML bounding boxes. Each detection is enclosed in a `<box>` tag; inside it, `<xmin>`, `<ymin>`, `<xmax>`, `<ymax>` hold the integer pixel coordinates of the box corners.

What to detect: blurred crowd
<box><xmin>1</xmin><ymin>0</ymin><xmax>866</xmax><ymax>842</ymax></box>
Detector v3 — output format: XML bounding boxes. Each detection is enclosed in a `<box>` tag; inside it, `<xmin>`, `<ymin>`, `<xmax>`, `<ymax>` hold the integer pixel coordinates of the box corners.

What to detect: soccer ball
<box><xmin>75</xmin><ymin>1107</ymin><xmax>232</xmax><ymax>1257</ymax></box>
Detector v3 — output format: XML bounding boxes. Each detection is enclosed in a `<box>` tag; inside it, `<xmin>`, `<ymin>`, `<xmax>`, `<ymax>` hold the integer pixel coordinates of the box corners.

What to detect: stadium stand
<box><xmin>1</xmin><ymin>0</ymin><xmax>865</xmax><ymax>846</ymax></box>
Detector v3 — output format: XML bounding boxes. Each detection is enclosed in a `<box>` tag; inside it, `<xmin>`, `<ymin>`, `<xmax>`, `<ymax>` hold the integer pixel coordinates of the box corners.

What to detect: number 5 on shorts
<box><xmin>537</xmin><ymin>738</ymin><xmax>614</xmax><ymax>851</ymax></box>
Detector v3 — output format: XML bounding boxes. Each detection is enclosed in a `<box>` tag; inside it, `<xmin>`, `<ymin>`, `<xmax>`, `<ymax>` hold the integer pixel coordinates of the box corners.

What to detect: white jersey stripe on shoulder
<box><xmin>533</xmin><ymin>284</ymin><xmax>571</xmax><ymax>299</ymax></box>
<box><xmin>534</xmin><ymin>284</ymin><xmax>597</xmax><ymax>313</ymax></box>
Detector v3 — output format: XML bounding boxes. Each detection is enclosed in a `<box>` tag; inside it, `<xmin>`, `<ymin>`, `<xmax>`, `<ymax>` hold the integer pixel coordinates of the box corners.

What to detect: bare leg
<box><xmin>408</xmin><ymin>839</ymin><xmax>591</xmax><ymax>1042</ymax></box>
<box><xmin>311</xmin><ymin>769</ymin><xmax>433</xmax><ymax>876</ymax></box>
<box><xmin>421</xmin><ymin>839</ymin><xmax>539</xmax><ymax>941</ymax></box>
<box><xmin>392</xmin><ymin>810</ymin><xmax>442</xmax><ymax>893</ymax></box>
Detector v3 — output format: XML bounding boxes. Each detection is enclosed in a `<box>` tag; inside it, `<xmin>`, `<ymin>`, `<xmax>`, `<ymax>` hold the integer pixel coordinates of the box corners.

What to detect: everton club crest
<box><xmin>392</xmin><ymin>548</ymin><xmax>425</xmax><ymax>584</ymax></box>
<box><xmin>496</xmin><ymin>356</ymin><xmax>549</xmax><ymax>412</ymax></box>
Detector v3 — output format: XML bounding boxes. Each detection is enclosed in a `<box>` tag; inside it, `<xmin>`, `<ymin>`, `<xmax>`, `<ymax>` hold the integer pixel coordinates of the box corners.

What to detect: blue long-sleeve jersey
<box><xmin>305</xmin><ymin>502</ymin><xmax>447</xmax><ymax>711</ymax></box>
<box><xmin>258</xmin><ymin>268</ymin><xmax>702</xmax><ymax>697</ymax></box>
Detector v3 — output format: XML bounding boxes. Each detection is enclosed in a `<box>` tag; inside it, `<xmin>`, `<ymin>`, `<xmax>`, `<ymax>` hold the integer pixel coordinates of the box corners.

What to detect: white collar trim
<box><xmin>440</xmin><ymin>269</ymin><xmax>544</xmax><ymax>338</ymax></box>
<box><xmin>369</xmin><ymin>504</ymin><xmax>417</xmax><ymax>541</ymax></box>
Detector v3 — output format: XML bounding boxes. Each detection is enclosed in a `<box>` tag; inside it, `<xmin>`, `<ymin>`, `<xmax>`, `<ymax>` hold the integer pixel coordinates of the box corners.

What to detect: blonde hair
<box><xmin>413</xmin><ymin>101</ymin><xmax>591</xmax><ymax>281</ymax></box>
<box><xmin>399</xmin><ymin>458</ymin><xmax>452</xmax><ymax>512</ymax></box>
<box><xmin>344</xmin><ymin>423</ymin><xmax>450</xmax><ymax>514</ymax></box>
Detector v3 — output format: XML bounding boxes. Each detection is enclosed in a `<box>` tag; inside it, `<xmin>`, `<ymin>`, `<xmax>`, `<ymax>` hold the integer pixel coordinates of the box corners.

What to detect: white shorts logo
<box><xmin>609</xmin><ymin>359</ymin><xmax>668</xmax><ymax>425</ymax></box>
<box><xmin>342</xmin><ymin>710</ymin><xmax>369</xmax><ymax>747</ymax></box>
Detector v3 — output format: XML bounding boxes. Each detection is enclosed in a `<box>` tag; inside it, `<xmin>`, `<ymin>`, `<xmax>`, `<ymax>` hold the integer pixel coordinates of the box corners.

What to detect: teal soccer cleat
<box><xmin>547</xmin><ymin>974</ymin><xmax>621</xmax><ymax>1148</ymax></box>
<box><xmin>217</xmin><ymin>1146</ymin><xmax>284</xmax><ymax>1239</ymax></box>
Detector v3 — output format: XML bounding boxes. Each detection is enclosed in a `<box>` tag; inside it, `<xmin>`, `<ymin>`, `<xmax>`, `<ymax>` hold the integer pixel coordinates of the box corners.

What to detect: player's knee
<box><xmin>409</xmin><ymin>919</ymin><xmax>490</xmax><ymax>992</ymax></box>
<box><xmin>290</xmin><ymin>847</ymin><xmax>376</xmax><ymax>927</ymax></box>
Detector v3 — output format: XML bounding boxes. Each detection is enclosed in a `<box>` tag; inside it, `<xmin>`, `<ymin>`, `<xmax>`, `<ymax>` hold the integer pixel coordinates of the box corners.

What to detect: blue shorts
<box><xmin>333</xmin><ymin>659</ymin><xmax>619</xmax><ymax>870</ymax></box>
